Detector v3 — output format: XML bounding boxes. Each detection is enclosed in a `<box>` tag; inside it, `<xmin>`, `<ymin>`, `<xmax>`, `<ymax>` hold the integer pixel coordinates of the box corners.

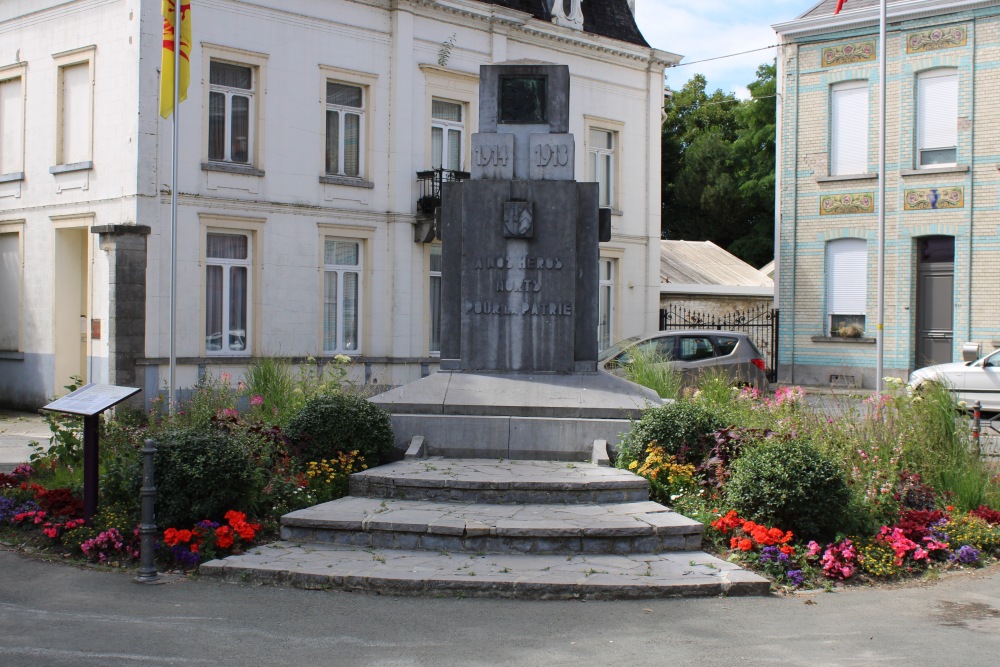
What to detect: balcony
<box><xmin>414</xmin><ymin>168</ymin><xmax>469</xmax><ymax>242</ymax></box>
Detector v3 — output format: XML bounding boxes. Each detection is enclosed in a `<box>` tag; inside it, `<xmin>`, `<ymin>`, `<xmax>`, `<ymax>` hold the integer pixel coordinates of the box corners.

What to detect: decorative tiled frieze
<box><xmin>820</xmin><ymin>193</ymin><xmax>874</xmax><ymax>215</ymax></box>
<box><xmin>906</xmin><ymin>26</ymin><xmax>967</xmax><ymax>54</ymax></box>
<box><xmin>903</xmin><ymin>187</ymin><xmax>964</xmax><ymax>210</ymax></box>
<box><xmin>822</xmin><ymin>41</ymin><xmax>876</xmax><ymax>67</ymax></box>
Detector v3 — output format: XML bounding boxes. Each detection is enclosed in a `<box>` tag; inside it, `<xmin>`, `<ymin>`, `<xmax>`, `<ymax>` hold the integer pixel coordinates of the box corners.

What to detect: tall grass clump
<box><xmin>623</xmin><ymin>346</ymin><xmax>684</xmax><ymax>400</ymax></box>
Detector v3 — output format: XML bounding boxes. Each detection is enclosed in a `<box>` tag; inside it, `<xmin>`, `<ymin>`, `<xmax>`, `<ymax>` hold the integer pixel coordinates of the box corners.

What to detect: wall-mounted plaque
<box><xmin>499</xmin><ymin>76</ymin><xmax>547</xmax><ymax>124</ymax></box>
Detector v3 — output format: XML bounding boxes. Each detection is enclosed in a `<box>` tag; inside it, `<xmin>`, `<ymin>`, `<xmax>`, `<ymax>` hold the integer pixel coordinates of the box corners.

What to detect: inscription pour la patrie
<box><xmin>466</xmin><ymin>255</ymin><xmax>573</xmax><ymax>316</ymax></box>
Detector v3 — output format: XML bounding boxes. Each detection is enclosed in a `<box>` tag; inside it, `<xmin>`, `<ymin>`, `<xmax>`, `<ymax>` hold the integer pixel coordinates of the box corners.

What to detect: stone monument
<box><xmin>372</xmin><ymin>61</ymin><xmax>659</xmax><ymax>460</ymax></box>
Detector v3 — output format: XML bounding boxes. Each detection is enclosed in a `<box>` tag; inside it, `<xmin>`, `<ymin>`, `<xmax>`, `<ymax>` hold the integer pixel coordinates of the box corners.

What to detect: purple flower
<box><xmin>759</xmin><ymin>546</ymin><xmax>780</xmax><ymax>563</ymax></box>
<box><xmin>787</xmin><ymin>569</ymin><xmax>805</xmax><ymax>587</ymax></box>
<box><xmin>950</xmin><ymin>545</ymin><xmax>980</xmax><ymax>565</ymax></box>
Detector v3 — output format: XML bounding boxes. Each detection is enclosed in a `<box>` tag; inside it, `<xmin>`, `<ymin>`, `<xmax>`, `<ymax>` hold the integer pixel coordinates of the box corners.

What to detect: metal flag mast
<box><xmin>169</xmin><ymin>2</ymin><xmax>180</xmax><ymax>414</ymax></box>
<box><xmin>875</xmin><ymin>0</ymin><xmax>886</xmax><ymax>393</ymax></box>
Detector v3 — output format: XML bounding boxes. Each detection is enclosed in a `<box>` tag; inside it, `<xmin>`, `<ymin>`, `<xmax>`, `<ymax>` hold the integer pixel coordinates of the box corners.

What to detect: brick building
<box><xmin>773</xmin><ymin>0</ymin><xmax>1000</xmax><ymax>388</ymax></box>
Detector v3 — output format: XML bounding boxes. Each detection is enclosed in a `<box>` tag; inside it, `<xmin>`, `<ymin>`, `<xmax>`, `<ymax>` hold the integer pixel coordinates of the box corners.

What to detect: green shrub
<box><xmin>284</xmin><ymin>394</ymin><xmax>394</xmax><ymax>466</ymax></box>
<box><xmin>623</xmin><ymin>347</ymin><xmax>684</xmax><ymax>400</ymax></box>
<box><xmin>148</xmin><ymin>427</ymin><xmax>262</xmax><ymax>528</ymax></box>
<box><xmin>617</xmin><ymin>401</ymin><xmax>723</xmax><ymax>467</ymax></box>
<box><xmin>725</xmin><ymin>438</ymin><xmax>850</xmax><ymax>541</ymax></box>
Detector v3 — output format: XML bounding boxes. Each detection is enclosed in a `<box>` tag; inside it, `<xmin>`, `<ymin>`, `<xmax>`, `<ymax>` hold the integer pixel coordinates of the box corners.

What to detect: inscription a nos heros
<box><xmin>468</xmin><ymin>255</ymin><xmax>570</xmax><ymax>316</ymax></box>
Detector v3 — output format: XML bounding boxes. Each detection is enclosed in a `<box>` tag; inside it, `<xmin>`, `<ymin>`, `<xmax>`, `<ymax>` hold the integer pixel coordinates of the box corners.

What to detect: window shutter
<box><xmin>827</xmin><ymin>239</ymin><xmax>867</xmax><ymax>315</ymax></box>
<box><xmin>918</xmin><ymin>70</ymin><xmax>957</xmax><ymax>151</ymax></box>
<box><xmin>831</xmin><ymin>81</ymin><xmax>868</xmax><ymax>175</ymax></box>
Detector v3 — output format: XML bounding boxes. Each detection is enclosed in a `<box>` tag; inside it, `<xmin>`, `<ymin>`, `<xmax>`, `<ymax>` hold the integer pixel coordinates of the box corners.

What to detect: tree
<box><xmin>661</xmin><ymin>63</ymin><xmax>776</xmax><ymax>269</ymax></box>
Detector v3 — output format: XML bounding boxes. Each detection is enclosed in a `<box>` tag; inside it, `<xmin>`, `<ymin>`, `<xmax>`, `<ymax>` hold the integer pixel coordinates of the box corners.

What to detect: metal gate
<box><xmin>659</xmin><ymin>304</ymin><xmax>779</xmax><ymax>382</ymax></box>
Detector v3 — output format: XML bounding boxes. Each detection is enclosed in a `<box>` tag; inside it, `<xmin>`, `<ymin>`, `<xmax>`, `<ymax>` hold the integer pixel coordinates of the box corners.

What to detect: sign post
<box><xmin>41</xmin><ymin>383</ymin><xmax>141</xmax><ymax>522</ymax></box>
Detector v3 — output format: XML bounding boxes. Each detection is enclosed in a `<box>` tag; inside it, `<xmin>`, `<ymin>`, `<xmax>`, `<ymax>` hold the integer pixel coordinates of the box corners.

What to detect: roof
<box><xmin>485</xmin><ymin>1</ymin><xmax>649</xmax><ymax>47</ymax></box>
<box><xmin>660</xmin><ymin>240</ymin><xmax>773</xmax><ymax>288</ymax></box>
<box><xmin>799</xmin><ymin>0</ymin><xmax>888</xmax><ymax>19</ymax></box>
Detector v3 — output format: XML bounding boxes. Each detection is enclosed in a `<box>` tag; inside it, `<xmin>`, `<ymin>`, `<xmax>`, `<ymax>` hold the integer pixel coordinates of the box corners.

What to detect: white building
<box><xmin>0</xmin><ymin>0</ymin><xmax>676</xmax><ymax>409</ymax></box>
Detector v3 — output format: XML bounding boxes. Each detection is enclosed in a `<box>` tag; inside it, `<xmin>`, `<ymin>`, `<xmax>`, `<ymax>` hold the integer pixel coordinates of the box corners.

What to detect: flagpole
<box><xmin>875</xmin><ymin>0</ymin><xmax>886</xmax><ymax>392</ymax></box>
<box><xmin>169</xmin><ymin>2</ymin><xmax>180</xmax><ymax>414</ymax></box>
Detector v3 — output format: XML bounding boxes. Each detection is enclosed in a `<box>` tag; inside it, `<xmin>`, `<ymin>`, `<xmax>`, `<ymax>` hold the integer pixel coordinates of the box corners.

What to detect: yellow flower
<box><xmin>628</xmin><ymin>461</ymin><xmax>638</xmax><ymax>470</ymax></box>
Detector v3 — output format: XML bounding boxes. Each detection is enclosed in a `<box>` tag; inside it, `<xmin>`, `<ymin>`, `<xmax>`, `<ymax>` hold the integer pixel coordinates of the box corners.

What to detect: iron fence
<box><xmin>659</xmin><ymin>303</ymin><xmax>779</xmax><ymax>383</ymax></box>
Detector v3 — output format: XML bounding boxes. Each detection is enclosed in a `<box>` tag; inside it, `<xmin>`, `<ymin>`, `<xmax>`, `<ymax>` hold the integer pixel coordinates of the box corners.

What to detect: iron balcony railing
<box><xmin>416</xmin><ymin>168</ymin><xmax>470</xmax><ymax>215</ymax></box>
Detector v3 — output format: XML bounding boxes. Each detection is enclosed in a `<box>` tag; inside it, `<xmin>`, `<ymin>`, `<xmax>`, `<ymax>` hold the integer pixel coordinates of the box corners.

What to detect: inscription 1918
<box><xmin>534</xmin><ymin>143</ymin><xmax>569</xmax><ymax>167</ymax></box>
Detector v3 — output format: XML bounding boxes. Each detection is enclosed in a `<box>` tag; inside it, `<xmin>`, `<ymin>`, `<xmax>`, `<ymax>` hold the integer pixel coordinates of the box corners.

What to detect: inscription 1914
<box><xmin>475</xmin><ymin>144</ymin><xmax>510</xmax><ymax>167</ymax></box>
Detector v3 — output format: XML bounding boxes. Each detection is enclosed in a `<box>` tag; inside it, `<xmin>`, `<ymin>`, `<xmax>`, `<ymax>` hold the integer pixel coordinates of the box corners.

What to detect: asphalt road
<box><xmin>2</xmin><ymin>548</ymin><xmax>1000</xmax><ymax>666</ymax></box>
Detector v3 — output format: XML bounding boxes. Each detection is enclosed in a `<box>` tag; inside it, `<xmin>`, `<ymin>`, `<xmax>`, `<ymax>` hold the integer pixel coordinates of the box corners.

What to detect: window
<box><xmin>830</xmin><ymin>81</ymin><xmax>868</xmax><ymax>176</ymax></box>
<box><xmin>429</xmin><ymin>244</ymin><xmax>442</xmax><ymax>355</ymax></box>
<box><xmin>917</xmin><ymin>69</ymin><xmax>958</xmax><ymax>167</ymax></box>
<box><xmin>209</xmin><ymin>60</ymin><xmax>254</xmax><ymax>164</ymax></box>
<box><xmin>52</xmin><ymin>48</ymin><xmax>95</xmax><ymax>167</ymax></box>
<box><xmin>0</xmin><ymin>68</ymin><xmax>24</xmax><ymax>176</ymax></box>
<box><xmin>205</xmin><ymin>232</ymin><xmax>251</xmax><ymax>354</ymax></box>
<box><xmin>324</xmin><ymin>238</ymin><xmax>361</xmax><ymax>353</ymax></box>
<box><xmin>0</xmin><ymin>227</ymin><xmax>21</xmax><ymax>351</ymax></box>
<box><xmin>598</xmin><ymin>258</ymin><xmax>614</xmax><ymax>351</ymax></box>
<box><xmin>589</xmin><ymin>129</ymin><xmax>615</xmax><ymax>208</ymax></box>
<box><xmin>826</xmin><ymin>238</ymin><xmax>867</xmax><ymax>335</ymax></box>
<box><xmin>325</xmin><ymin>82</ymin><xmax>364</xmax><ymax>178</ymax></box>
<box><xmin>431</xmin><ymin>100</ymin><xmax>464</xmax><ymax>170</ymax></box>
<box><xmin>678</xmin><ymin>336</ymin><xmax>716</xmax><ymax>362</ymax></box>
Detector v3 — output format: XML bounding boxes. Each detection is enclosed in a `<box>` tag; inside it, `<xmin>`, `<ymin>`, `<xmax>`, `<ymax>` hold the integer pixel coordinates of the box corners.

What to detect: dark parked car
<box><xmin>598</xmin><ymin>330</ymin><xmax>769</xmax><ymax>390</ymax></box>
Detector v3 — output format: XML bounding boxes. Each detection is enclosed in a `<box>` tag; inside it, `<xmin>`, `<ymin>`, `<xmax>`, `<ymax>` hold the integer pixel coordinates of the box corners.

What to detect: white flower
<box><xmin>334</xmin><ymin>354</ymin><xmax>352</xmax><ymax>364</ymax></box>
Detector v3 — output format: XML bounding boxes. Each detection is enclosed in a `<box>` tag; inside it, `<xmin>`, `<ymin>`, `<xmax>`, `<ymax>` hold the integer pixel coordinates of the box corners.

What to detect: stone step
<box><xmin>199</xmin><ymin>542</ymin><xmax>771</xmax><ymax>600</ymax></box>
<box><xmin>349</xmin><ymin>458</ymin><xmax>650</xmax><ymax>504</ymax></box>
<box><xmin>280</xmin><ymin>496</ymin><xmax>703</xmax><ymax>554</ymax></box>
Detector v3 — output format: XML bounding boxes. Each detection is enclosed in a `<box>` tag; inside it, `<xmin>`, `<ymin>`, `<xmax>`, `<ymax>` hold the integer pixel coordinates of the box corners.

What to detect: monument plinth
<box><xmin>372</xmin><ymin>62</ymin><xmax>659</xmax><ymax>460</ymax></box>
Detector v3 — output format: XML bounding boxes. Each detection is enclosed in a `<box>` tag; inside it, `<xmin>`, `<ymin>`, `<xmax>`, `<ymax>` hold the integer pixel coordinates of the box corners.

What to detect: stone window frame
<box><xmin>427</xmin><ymin>242</ymin><xmax>442</xmax><ymax>356</ymax></box>
<box><xmin>316</xmin><ymin>223</ymin><xmax>375</xmax><ymax>356</ymax></box>
<box><xmin>420</xmin><ymin>65</ymin><xmax>479</xmax><ymax>173</ymax></box>
<box><xmin>0</xmin><ymin>63</ymin><xmax>27</xmax><ymax>181</ymax></box>
<box><xmin>200</xmin><ymin>44</ymin><xmax>268</xmax><ymax>175</ymax></box>
<box><xmin>584</xmin><ymin>116</ymin><xmax>624</xmax><ymax>215</ymax></box>
<box><xmin>0</xmin><ymin>220</ymin><xmax>25</xmax><ymax>355</ymax></box>
<box><xmin>599</xmin><ymin>246</ymin><xmax>625</xmax><ymax>350</ymax></box>
<box><xmin>199</xmin><ymin>214</ymin><xmax>265</xmax><ymax>357</ymax></box>
<box><xmin>51</xmin><ymin>46</ymin><xmax>96</xmax><ymax>173</ymax></box>
<box><xmin>318</xmin><ymin>65</ymin><xmax>377</xmax><ymax>187</ymax></box>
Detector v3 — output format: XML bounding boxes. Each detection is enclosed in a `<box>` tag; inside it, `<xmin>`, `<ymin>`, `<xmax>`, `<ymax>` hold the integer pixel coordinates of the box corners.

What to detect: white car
<box><xmin>909</xmin><ymin>348</ymin><xmax>1000</xmax><ymax>412</ymax></box>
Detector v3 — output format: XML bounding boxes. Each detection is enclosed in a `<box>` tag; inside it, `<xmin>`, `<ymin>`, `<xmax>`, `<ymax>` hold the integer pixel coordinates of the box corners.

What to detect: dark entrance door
<box><xmin>915</xmin><ymin>236</ymin><xmax>954</xmax><ymax>368</ymax></box>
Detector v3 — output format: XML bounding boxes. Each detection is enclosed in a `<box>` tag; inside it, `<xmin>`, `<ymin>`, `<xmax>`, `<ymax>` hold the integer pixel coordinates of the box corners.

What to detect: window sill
<box><xmin>0</xmin><ymin>351</ymin><xmax>25</xmax><ymax>361</ymax></box>
<box><xmin>816</xmin><ymin>173</ymin><xmax>877</xmax><ymax>183</ymax></box>
<box><xmin>610</xmin><ymin>209</ymin><xmax>623</xmax><ymax>216</ymax></box>
<box><xmin>811</xmin><ymin>335</ymin><xmax>876</xmax><ymax>344</ymax></box>
<box><xmin>902</xmin><ymin>165</ymin><xmax>968</xmax><ymax>176</ymax></box>
<box><xmin>0</xmin><ymin>171</ymin><xmax>24</xmax><ymax>183</ymax></box>
<box><xmin>319</xmin><ymin>175</ymin><xmax>374</xmax><ymax>189</ymax></box>
<box><xmin>49</xmin><ymin>161</ymin><xmax>93</xmax><ymax>175</ymax></box>
<box><xmin>201</xmin><ymin>162</ymin><xmax>265</xmax><ymax>177</ymax></box>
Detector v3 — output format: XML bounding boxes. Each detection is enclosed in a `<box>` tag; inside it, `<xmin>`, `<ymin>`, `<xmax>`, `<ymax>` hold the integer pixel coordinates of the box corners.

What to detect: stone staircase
<box><xmin>200</xmin><ymin>458</ymin><xmax>770</xmax><ymax>599</ymax></box>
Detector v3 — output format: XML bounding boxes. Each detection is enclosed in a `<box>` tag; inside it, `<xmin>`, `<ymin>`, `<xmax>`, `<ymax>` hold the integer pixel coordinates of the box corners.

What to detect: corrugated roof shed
<box><xmin>660</xmin><ymin>240</ymin><xmax>773</xmax><ymax>287</ymax></box>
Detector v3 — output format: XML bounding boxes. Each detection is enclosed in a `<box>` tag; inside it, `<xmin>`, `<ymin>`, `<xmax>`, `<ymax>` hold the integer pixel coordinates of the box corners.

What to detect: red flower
<box><xmin>780</xmin><ymin>545</ymin><xmax>795</xmax><ymax>556</ymax></box>
<box><xmin>215</xmin><ymin>525</ymin><xmax>234</xmax><ymax>549</ymax></box>
<box><xmin>176</xmin><ymin>529</ymin><xmax>193</xmax><ymax>544</ymax></box>
<box><xmin>163</xmin><ymin>527</ymin><xmax>179</xmax><ymax>546</ymax></box>
<box><xmin>225</xmin><ymin>510</ymin><xmax>247</xmax><ymax>526</ymax></box>
<box><xmin>190</xmin><ymin>543</ymin><xmax>199</xmax><ymax>554</ymax></box>
<box><xmin>738</xmin><ymin>538</ymin><xmax>754</xmax><ymax>552</ymax></box>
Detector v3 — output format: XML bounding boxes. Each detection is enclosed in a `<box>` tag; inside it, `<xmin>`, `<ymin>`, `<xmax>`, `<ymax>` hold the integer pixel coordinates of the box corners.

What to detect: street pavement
<box><xmin>1</xmin><ymin>547</ymin><xmax>1000</xmax><ymax>666</ymax></box>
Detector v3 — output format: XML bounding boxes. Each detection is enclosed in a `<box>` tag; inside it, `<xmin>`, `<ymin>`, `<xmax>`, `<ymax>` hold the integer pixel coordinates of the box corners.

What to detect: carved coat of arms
<box><xmin>503</xmin><ymin>201</ymin><xmax>533</xmax><ymax>238</ymax></box>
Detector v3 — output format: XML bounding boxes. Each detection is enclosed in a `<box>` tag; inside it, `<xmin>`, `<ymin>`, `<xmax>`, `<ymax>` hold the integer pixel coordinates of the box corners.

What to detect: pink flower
<box><xmin>250</xmin><ymin>394</ymin><xmax>264</xmax><ymax>406</ymax></box>
<box><xmin>807</xmin><ymin>540</ymin><xmax>822</xmax><ymax>557</ymax></box>
<box><xmin>221</xmin><ymin>373</ymin><xmax>231</xmax><ymax>383</ymax></box>
<box><xmin>913</xmin><ymin>548</ymin><xmax>929</xmax><ymax>561</ymax></box>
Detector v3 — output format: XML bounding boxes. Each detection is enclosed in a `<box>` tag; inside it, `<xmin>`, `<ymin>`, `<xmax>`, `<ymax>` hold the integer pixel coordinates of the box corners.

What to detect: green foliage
<box><xmin>941</xmin><ymin>515</ymin><xmax>1000</xmax><ymax>552</ymax></box>
<box><xmin>661</xmin><ymin>63</ymin><xmax>776</xmax><ymax>267</ymax></box>
<box><xmin>30</xmin><ymin>376</ymin><xmax>85</xmax><ymax>470</ymax></box>
<box><xmin>622</xmin><ymin>346</ymin><xmax>683</xmax><ymax>399</ymax></box>
<box><xmin>726</xmin><ymin>438</ymin><xmax>851</xmax><ymax>541</ymax></box>
<box><xmin>148</xmin><ymin>427</ymin><xmax>264</xmax><ymax>528</ymax></box>
<box><xmin>284</xmin><ymin>394</ymin><xmax>394</xmax><ymax>466</ymax></box>
<box><xmin>617</xmin><ymin>401</ymin><xmax>723</xmax><ymax>468</ymax></box>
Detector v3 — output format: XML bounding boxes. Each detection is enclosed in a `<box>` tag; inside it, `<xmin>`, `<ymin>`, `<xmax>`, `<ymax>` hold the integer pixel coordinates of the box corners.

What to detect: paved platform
<box><xmin>0</xmin><ymin>410</ymin><xmax>50</xmax><ymax>473</ymax></box>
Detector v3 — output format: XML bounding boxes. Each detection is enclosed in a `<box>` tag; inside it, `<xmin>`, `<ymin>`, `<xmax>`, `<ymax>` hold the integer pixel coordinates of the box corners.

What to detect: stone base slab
<box><xmin>199</xmin><ymin>543</ymin><xmax>771</xmax><ymax>600</ymax></box>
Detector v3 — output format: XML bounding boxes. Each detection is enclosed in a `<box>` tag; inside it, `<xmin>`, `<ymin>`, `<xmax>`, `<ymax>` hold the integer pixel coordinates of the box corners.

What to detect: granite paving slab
<box><xmin>199</xmin><ymin>542</ymin><xmax>771</xmax><ymax>599</ymax></box>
